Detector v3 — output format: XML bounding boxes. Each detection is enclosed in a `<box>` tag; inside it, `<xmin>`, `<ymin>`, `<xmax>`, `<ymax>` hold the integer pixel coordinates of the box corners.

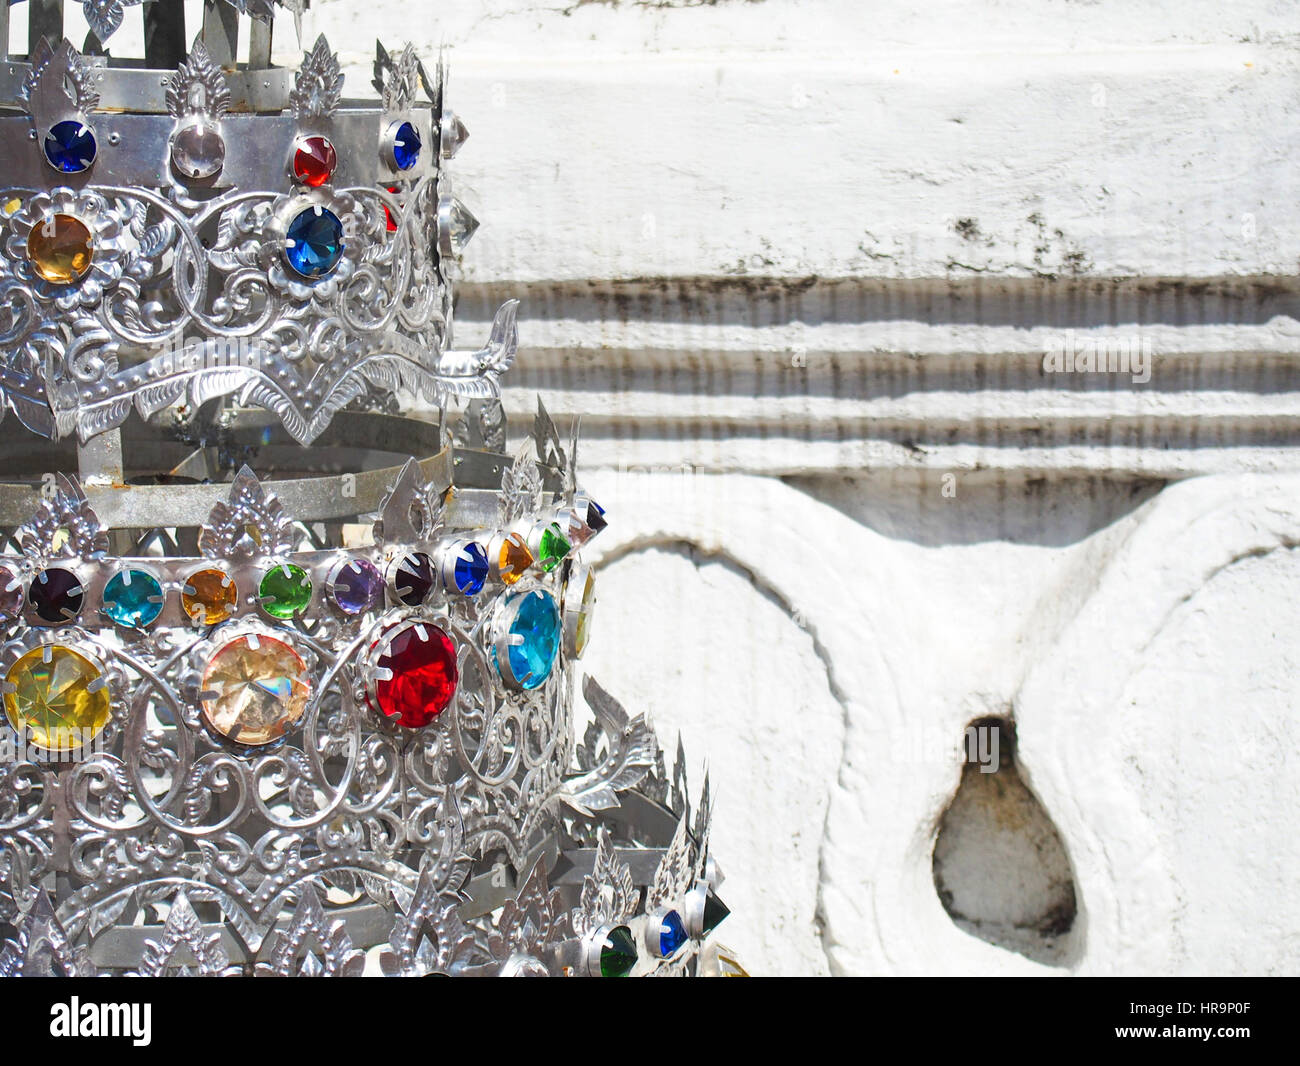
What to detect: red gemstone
<box><xmin>370</xmin><ymin>622</ymin><xmax>458</xmax><ymax>728</ymax></box>
<box><xmin>384</xmin><ymin>185</ymin><xmax>400</xmax><ymax>233</ymax></box>
<box><xmin>292</xmin><ymin>135</ymin><xmax>337</xmax><ymax>187</ymax></box>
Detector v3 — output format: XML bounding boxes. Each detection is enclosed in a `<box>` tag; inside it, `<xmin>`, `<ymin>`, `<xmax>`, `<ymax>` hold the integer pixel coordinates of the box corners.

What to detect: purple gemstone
<box><xmin>388</xmin><ymin>552</ymin><xmax>435</xmax><ymax>607</ymax></box>
<box><xmin>330</xmin><ymin>558</ymin><xmax>382</xmax><ymax>615</ymax></box>
<box><xmin>30</xmin><ymin>567</ymin><xmax>84</xmax><ymax>624</ymax></box>
<box><xmin>0</xmin><ymin>565</ymin><xmax>23</xmax><ymax>618</ymax></box>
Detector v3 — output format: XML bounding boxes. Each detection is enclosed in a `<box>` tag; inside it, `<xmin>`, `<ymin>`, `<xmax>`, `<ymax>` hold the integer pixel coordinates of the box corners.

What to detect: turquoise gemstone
<box><xmin>102</xmin><ymin>568</ymin><xmax>164</xmax><ymax>627</ymax></box>
<box><xmin>495</xmin><ymin>589</ymin><xmax>560</xmax><ymax>690</ymax></box>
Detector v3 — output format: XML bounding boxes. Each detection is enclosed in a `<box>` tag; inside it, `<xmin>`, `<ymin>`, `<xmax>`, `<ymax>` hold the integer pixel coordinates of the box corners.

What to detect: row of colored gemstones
<box><xmin>1</xmin><ymin>580</ymin><xmax>574</xmax><ymax>755</ymax></box>
<box><xmin>44</xmin><ymin>118</ymin><xmax>422</xmax><ymax>183</ymax></box>
<box><xmin>0</xmin><ymin>509</ymin><xmax>601</xmax><ymax>629</ymax></box>
<box><xmin>27</xmin><ymin>122</ymin><xmax>423</xmax><ymax>288</ymax></box>
<box><xmin>591</xmin><ymin>890</ymin><xmax>732</xmax><ymax>977</ymax></box>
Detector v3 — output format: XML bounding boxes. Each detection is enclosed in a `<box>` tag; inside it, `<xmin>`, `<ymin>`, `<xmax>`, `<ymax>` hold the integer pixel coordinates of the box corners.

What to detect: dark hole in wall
<box><xmin>932</xmin><ymin>717</ymin><xmax>1081</xmax><ymax>966</ymax></box>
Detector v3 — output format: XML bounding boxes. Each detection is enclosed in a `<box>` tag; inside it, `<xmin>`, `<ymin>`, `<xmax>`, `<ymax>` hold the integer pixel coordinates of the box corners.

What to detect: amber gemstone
<box><xmin>183</xmin><ymin>567</ymin><xmax>238</xmax><ymax>625</ymax></box>
<box><xmin>498</xmin><ymin>532</ymin><xmax>534</xmax><ymax>585</ymax></box>
<box><xmin>4</xmin><ymin>645</ymin><xmax>111</xmax><ymax>752</ymax></box>
<box><xmin>26</xmin><ymin>213</ymin><xmax>93</xmax><ymax>284</ymax></box>
<box><xmin>199</xmin><ymin>633</ymin><xmax>311</xmax><ymax>746</ymax></box>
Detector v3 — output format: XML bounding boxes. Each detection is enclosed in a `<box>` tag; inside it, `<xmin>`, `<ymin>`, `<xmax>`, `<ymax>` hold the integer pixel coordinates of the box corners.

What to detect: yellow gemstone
<box><xmin>4</xmin><ymin>645</ymin><xmax>111</xmax><ymax>752</ymax></box>
<box><xmin>26</xmin><ymin>213</ymin><xmax>93</xmax><ymax>284</ymax></box>
<box><xmin>183</xmin><ymin>567</ymin><xmax>237</xmax><ymax>625</ymax></box>
<box><xmin>572</xmin><ymin>570</ymin><xmax>596</xmax><ymax>657</ymax></box>
<box><xmin>200</xmin><ymin>633</ymin><xmax>311</xmax><ymax>746</ymax></box>
<box><xmin>3</xmin><ymin>197</ymin><xmax>22</xmax><ymax>217</ymax></box>
<box><xmin>499</xmin><ymin>532</ymin><xmax>534</xmax><ymax>585</ymax></box>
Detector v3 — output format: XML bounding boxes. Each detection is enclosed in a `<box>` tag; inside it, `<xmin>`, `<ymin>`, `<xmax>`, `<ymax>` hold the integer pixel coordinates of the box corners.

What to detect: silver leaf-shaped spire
<box><xmin>166</xmin><ymin>40</ymin><xmax>232</xmax><ymax>119</ymax></box>
<box><xmin>254</xmin><ymin>886</ymin><xmax>366</xmax><ymax>976</ymax></box>
<box><xmin>557</xmin><ymin>677</ymin><xmax>658</xmax><ymax>816</ymax></box>
<box><xmin>382</xmin><ymin>43</ymin><xmax>421</xmax><ymax>113</ymax></box>
<box><xmin>198</xmin><ymin>466</ymin><xmax>297</xmax><ymax>559</ymax></box>
<box><xmin>571</xmin><ymin>827</ymin><xmax>637</xmax><ymax>938</ymax></box>
<box><xmin>18</xmin><ymin>474</ymin><xmax>108</xmax><ymax>560</ymax></box>
<box><xmin>498</xmin><ymin>441</ymin><xmax>544</xmax><ymax>526</ymax></box>
<box><xmin>647</xmin><ymin>816</ymin><xmax>696</xmax><ymax>912</ymax></box>
<box><xmin>487</xmin><ymin>859</ymin><xmax>568</xmax><ymax>963</ymax></box>
<box><xmin>0</xmin><ymin>888</ymin><xmax>94</xmax><ymax>977</ymax></box>
<box><xmin>289</xmin><ymin>35</ymin><xmax>344</xmax><ymax>119</ymax></box>
<box><xmin>133</xmin><ymin>892</ymin><xmax>229</xmax><ymax>977</ymax></box>
<box><xmin>374</xmin><ymin>457</ymin><xmax>441</xmax><ymax>545</ymax></box>
<box><xmin>21</xmin><ymin>38</ymin><xmax>101</xmax><ymax>129</ymax></box>
<box><xmin>532</xmin><ymin>394</ymin><xmax>567</xmax><ymax>472</ymax></box>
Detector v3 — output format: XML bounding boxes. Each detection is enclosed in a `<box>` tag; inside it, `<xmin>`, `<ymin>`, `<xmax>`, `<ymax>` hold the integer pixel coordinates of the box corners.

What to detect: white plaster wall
<box><xmin>277</xmin><ymin>0</ymin><xmax>1298</xmax><ymax>974</ymax></box>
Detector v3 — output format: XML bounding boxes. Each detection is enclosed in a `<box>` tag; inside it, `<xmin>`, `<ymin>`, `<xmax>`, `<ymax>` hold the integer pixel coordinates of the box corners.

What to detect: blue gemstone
<box><xmin>44</xmin><ymin>120</ymin><xmax>97</xmax><ymax>173</ymax></box>
<box><xmin>659</xmin><ymin>910</ymin><xmax>688</xmax><ymax>957</ymax></box>
<box><xmin>102</xmin><ymin>568</ymin><xmax>164</xmax><ymax>628</ymax></box>
<box><xmin>284</xmin><ymin>205</ymin><xmax>344</xmax><ymax>278</ymax></box>
<box><xmin>392</xmin><ymin>121</ymin><xmax>421</xmax><ymax>170</ymax></box>
<box><xmin>496</xmin><ymin>589</ymin><xmax>560</xmax><ymax>690</ymax></box>
<box><xmin>453</xmin><ymin>542</ymin><xmax>489</xmax><ymax>595</ymax></box>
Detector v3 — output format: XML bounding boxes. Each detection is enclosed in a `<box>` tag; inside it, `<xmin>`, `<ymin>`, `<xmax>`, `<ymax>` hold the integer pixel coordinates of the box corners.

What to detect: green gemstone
<box><xmin>259</xmin><ymin>563</ymin><xmax>312</xmax><ymax>619</ymax></box>
<box><xmin>599</xmin><ymin>925</ymin><xmax>637</xmax><ymax>978</ymax></box>
<box><xmin>538</xmin><ymin>523</ymin><xmax>571</xmax><ymax>573</ymax></box>
<box><xmin>702</xmin><ymin>890</ymin><xmax>731</xmax><ymax>935</ymax></box>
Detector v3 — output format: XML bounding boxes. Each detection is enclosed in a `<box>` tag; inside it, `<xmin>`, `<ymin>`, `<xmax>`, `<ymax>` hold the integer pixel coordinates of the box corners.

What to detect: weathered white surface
<box><xmin>291</xmin><ymin>1</ymin><xmax>1297</xmax><ymax>974</ymax></box>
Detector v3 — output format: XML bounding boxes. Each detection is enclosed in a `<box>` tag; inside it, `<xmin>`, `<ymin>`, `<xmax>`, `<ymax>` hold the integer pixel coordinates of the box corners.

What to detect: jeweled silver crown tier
<box><xmin>0</xmin><ymin>0</ymin><xmax>739</xmax><ymax>977</ymax></box>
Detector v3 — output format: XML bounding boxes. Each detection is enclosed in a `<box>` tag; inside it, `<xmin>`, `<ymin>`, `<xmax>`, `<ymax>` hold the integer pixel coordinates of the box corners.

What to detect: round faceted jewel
<box><xmin>0</xmin><ymin>565</ymin><xmax>24</xmax><ymax>618</ymax></box>
<box><xmin>259</xmin><ymin>563</ymin><xmax>312</xmax><ymax>619</ymax></box>
<box><xmin>43</xmin><ymin>120</ymin><xmax>96</xmax><ymax>173</ymax></box>
<box><xmin>537</xmin><ymin>523</ymin><xmax>570</xmax><ymax>573</ymax></box>
<box><xmin>102</xmin><ymin>568</ymin><xmax>164</xmax><ymax>628</ymax></box>
<box><xmin>389</xmin><ymin>552</ymin><xmax>435</xmax><ymax>607</ymax></box>
<box><xmin>200</xmin><ymin>633</ymin><xmax>310</xmax><ymax>746</ymax></box>
<box><xmin>658</xmin><ymin>910</ymin><xmax>688</xmax><ymax>957</ymax></box>
<box><xmin>30</xmin><ymin>567</ymin><xmax>84</xmax><ymax>624</ymax></box>
<box><xmin>284</xmin><ymin>205</ymin><xmax>344</xmax><ymax>278</ymax></box>
<box><xmin>372</xmin><ymin>622</ymin><xmax>458</xmax><ymax>728</ymax></box>
<box><xmin>183</xmin><ymin>567</ymin><xmax>237</xmax><ymax>625</ymax></box>
<box><xmin>171</xmin><ymin>120</ymin><xmax>225</xmax><ymax>179</ymax></box>
<box><xmin>498</xmin><ymin>533</ymin><xmax>533</xmax><ymax>585</ymax></box>
<box><xmin>452</xmin><ymin>542</ymin><xmax>489</xmax><ymax>595</ymax></box>
<box><xmin>497</xmin><ymin>589</ymin><xmax>560</xmax><ymax>690</ymax></box>
<box><xmin>292</xmin><ymin>135</ymin><xmax>337</xmax><ymax>187</ymax></box>
<box><xmin>27</xmin><ymin>213</ymin><xmax>93</xmax><ymax>284</ymax></box>
<box><xmin>4</xmin><ymin>645</ymin><xmax>110</xmax><ymax>753</ymax></box>
<box><xmin>599</xmin><ymin>925</ymin><xmax>637</xmax><ymax>978</ymax></box>
<box><xmin>329</xmin><ymin>558</ymin><xmax>381</xmax><ymax>615</ymax></box>
<box><xmin>391</xmin><ymin>121</ymin><xmax>421</xmax><ymax>170</ymax></box>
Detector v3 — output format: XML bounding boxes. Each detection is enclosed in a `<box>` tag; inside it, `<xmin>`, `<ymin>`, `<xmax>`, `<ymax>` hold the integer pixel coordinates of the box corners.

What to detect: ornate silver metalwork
<box><xmin>0</xmin><ymin>9</ymin><xmax>740</xmax><ymax>978</ymax></box>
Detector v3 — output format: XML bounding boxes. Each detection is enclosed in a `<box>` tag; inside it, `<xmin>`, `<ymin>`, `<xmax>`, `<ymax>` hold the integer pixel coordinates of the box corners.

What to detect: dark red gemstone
<box><xmin>384</xmin><ymin>185</ymin><xmax>400</xmax><ymax>233</ymax></box>
<box><xmin>30</xmin><ymin>567</ymin><xmax>84</xmax><ymax>624</ymax></box>
<box><xmin>292</xmin><ymin>135</ymin><xmax>337</xmax><ymax>187</ymax></box>
<box><xmin>370</xmin><ymin>622</ymin><xmax>458</xmax><ymax>728</ymax></box>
